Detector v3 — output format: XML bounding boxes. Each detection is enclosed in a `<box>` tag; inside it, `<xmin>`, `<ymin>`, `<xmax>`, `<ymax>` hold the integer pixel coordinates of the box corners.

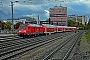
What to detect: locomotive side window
<box><xmin>34</xmin><ymin>27</ymin><xmax>35</xmax><ymax>32</ymax></box>
<box><xmin>20</xmin><ymin>25</ymin><xmax>26</xmax><ymax>28</ymax></box>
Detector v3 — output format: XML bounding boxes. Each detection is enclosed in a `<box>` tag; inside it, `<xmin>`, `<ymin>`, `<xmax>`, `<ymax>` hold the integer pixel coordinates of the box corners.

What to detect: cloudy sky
<box><xmin>0</xmin><ymin>0</ymin><xmax>90</xmax><ymax>21</ymax></box>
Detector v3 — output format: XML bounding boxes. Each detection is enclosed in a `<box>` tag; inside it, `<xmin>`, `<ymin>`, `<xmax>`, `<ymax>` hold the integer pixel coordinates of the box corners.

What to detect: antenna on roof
<box><xmin>59</xmin><ymin>0</ymin><xmax>64</xmax><ymax>7</ymax></box>
<box><xmin>60</xmin><ymin>3</ymin><xmax>61</xmax><ymax>6</ymax></box>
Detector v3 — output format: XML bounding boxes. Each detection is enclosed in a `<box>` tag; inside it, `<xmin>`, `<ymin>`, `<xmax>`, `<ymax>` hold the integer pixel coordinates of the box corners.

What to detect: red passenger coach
<box><xmin>62</xmin><ymin>26</ymin><xmax>77</xmax><ymax>31</ymax></box>
<box><xmin>55</xmin><ymin>26</ymin><xmax>63</xmax><ymax>32</ymax></box>
<box><xmin>41</xmin><ymin>24</ymin><xmax>55</xmax><ymax>34</ymax></box>
<box><xmin>29</xmin><ymin>24</ymin><xmax>44</xmax><ymax>34</ymax></box>
<box><xmin>71</xmin><ymin>27</ymin><xmax>77</xmax><ymax>30</ymax></box>
<box><xmin>64</xmin><ymin>26</ymin><xmax>71</xmax><ymax>31</ymax></box>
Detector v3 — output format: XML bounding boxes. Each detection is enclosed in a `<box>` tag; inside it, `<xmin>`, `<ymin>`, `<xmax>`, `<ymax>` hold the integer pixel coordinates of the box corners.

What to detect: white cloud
<box><xmin>44</xmin><ymin>10</ymin><xmax>49</xmax><ymax>13</ymax></box>
<box><xmin>68</xmin><ymin>7</ymin><xmax>73</xmax><ymax>10</ymax></box>
<box><xmin>14</xmin><ymin>3</ymin><xmax>44</xmax><ymax>12</ymax></box>
<box><xmin>0</xmin><ymin>0</ymin><xmax>86</xmax><ymax>5</ymax></box>
<box><xmin>44</xmin><ymin>10</ymin><xmax>49</xmax><ymax>18</ymax></box>
<box><xmin>0</xmin><ymin>0</ymin><xmax>90</xmax><ymax>19</ymax></box>
<box><xmin>82</xmin><ymin>1</ymin><xmax>90</xmax><ymax>8</ymax></box>
<box><xmin>23</xmin><ymin>14</ymin><xmax>32</xmax><ymax>17</ymax></box>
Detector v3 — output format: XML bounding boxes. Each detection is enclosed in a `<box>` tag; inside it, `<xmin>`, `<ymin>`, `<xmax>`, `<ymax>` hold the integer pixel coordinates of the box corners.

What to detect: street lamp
<box><xmin>10</xmin><ymin>1</ymin><xmax>18</xmax><ymax>33</ymax></box>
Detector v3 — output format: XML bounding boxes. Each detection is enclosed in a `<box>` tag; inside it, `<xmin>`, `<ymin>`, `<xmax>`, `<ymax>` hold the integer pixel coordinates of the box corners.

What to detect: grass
<box><xmin>88</xmin><ymin>50</ymin><xmax>90</xmax><ymax>53</ymax></box>
<box><xmin>85</xmin><ymin>31</ymin><xmax>90</xmax><ymax>44</ymax></box>
<box><xmin>77</xmin><ymin>39</ymin><xmax>81</xmax><ymax>46</ymax></box>
<box><xmin>78</xmin><ymin>36</ymin><xmax>84</xmax><ymax>46</ymax></box>
<box><xmin>78</xmin><ymin>30</ymin><xmax>90</xmax><ymax>45</ymax></box>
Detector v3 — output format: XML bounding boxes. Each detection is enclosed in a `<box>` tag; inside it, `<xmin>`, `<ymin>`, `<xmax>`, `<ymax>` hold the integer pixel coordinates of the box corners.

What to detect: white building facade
<box><xmin>68</xmin><ymin>15</ymin><xmax>87</xmax><ymax>25</ymax></box>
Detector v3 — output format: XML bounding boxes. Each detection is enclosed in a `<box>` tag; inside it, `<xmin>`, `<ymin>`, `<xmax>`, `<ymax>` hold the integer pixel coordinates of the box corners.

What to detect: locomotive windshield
<box><xmin>20</xmin><ymin>25</ymin><xmax>26</xmax><ymax>28</ymax></box>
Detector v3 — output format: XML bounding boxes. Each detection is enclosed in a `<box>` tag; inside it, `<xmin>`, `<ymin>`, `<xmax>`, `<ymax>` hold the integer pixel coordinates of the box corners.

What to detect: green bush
<box><xmin>79</xmin><ymin>27</ymin><xmax>84</xmax><ymax>30</ymax></box>
<box><xmin>85</xmin><ymin>31</ymin><xmax>90</xmax><ymax>43</ymax></box>
<box><xmin>78</xmin><ymin>39</ymin><xmax>81</xmax><ymax>46</ymax></box>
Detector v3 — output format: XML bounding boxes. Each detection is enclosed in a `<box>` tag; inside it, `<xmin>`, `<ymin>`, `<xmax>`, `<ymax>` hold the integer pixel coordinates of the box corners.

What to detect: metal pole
<box><xmin>11</xmin><ymin>2</ymin><xmax>14</xmax><ymax>33</ymax></box>
<box><xmin>10</xmin><ymin>1</ymin><xmax>18</xmax><ymax>33</ymax></box>
<box><xmin>38</xmin><ymin>15</ymin><xmax>39</xmax><ymax>24</ymax></box>
<box><xmin>49</xmin><ymin>18</ymin><xmax>50</xmax><ymax>24</ymax></box>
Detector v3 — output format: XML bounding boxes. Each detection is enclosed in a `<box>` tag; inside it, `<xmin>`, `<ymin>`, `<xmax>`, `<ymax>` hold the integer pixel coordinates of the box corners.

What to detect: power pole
<box><xmin>10</xmin><ymin>1</ymin><xmax>18</xmax><ymax>33</ymax></box>
<box><xmin>38</xmin><ymin>15</ymin><xmax>39</xmax><ymax>24</ymax></box>
<box><xmin>11</xmin><ymin>1</ymin><xmax>14</xmax><ymax>33</ymax></box>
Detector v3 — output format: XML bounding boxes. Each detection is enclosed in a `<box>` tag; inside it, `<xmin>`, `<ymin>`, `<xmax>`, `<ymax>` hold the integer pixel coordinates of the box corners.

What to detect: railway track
<box><xmin>30</xmin><ymin>30</ymin><xmax>84</xmax><ymax>60</ymax></box>
<box><xmin>0</xmin><ymin>31</ymin><xmax>77</xmax><ymax>60</ymax></box>
<box><xmin>0</xmin><ymin>36</ymin><xmax>23</xmax><ymax>42</ymax></box>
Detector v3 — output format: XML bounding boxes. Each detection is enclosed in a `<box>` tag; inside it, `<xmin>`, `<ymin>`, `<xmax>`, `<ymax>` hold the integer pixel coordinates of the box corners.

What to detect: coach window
<box><xmin>55</xmin><ymin>28</ymin><xmax>57</xmax><ymax>31</ymax></box>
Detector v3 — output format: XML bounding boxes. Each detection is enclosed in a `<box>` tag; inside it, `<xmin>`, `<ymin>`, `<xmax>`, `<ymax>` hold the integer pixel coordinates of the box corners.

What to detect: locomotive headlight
<box><xmin>19</xmin><ymin>30</ymin><xmax>21</xmax><ymax>32</ymax></box>
<box><xmin>24</xmin><ymin>30</ymin><xmax>26</xmax><ymax>32</ymax></box>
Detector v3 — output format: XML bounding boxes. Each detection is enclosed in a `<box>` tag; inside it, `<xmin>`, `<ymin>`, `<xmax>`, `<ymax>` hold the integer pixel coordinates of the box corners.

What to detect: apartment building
<box><xmin>49</xmin><ymin>6</ymin><xmax>67</xmax><ymax>26</ymax></box>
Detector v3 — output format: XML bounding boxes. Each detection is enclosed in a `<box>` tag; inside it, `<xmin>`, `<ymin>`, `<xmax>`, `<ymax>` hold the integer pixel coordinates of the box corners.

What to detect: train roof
<box><xmin>67</xmin><ymin>27</ymin><xmax>77</xmax><ymax>28</ymax></box>
<box><xmin>56</xmin><ymin>26</ymin><xmax>77</xmax><ymax>28</ymax></box>
<box><xmin>61</xmin><ymin>26</ymin><xmax>76</xmax><ymax>28</ymax></box>
<box><xmin>27</xmin><ymin>24</ymin><xmax>41</xmax><ymax>27</ymax></box>
<box><xmin>30</xmin><ymin>24</ymin><xmax>40</xmax><ymax>26</ymax></box>
<box><xmin>42</xmin><ymin>24</ymin><xmax>55</xmax><ymax>28</ymax></box>
<box><xmin>56</xmin><ymin>26</ymin><xmax>64</xmax><ymax>28</ymax></box>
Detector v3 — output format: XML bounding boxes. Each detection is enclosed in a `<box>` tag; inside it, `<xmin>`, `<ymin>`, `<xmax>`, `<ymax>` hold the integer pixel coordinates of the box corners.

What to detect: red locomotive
<box><xmin>18</xmin><ymin>23</ymin><xmax>77</xmax><ymax>37</ymax></box>
<box><xmin>18</xmin><ymin>24</ymin><xmax>44</xmax><ymax>37</ymax></box>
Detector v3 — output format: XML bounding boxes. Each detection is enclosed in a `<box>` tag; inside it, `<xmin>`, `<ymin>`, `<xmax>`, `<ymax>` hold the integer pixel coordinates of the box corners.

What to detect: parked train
<box><xmin>18</xmin><ymin>23</ymin><xmax>77</xmax><ymax>37</ymax></box>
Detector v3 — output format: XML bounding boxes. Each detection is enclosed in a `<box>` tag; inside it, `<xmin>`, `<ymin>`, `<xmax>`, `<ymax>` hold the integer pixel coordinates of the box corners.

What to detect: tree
<box><xmin>68</xmin><ymin>20</ymin><xmax>75</xmax><ymax>26</ymax></box>
<box><xmin>0</xmin><ymin>21</ymin><xmax>2</xmax><ymax>29</ymax></box>
<box><xmin>0</xmin><ymin>21</ymin><xmax>5</xmax><ymax>30</ymax></box>
<box><xmin>32</xmin><ymin>18</ymin><xmax>36</xmax><ymax>21</ymax></box>
<box><xmin>86</xmin><ymin>19</ymin><xmax>90</xmax><ymax>29</ymax></box>
<box><xmin>79</xmin><ymin>23</ymin><xmax>84</xmax><ymax>27</ymax></box>
<box><xmin>87</xmin><ymin>19</ymin><xmax>90</xmax><ymax>26</ymax></box>
<box><xmin>14</xmin><ymin>22</ymin><xmax>23</xmax><ymax>29</ymax></box>
<box><xmin>73</xmin><ymin>22</ymin><xmax>80</xmax><ymax>27</ymax></box>
<box><xmin>4</xmin><ymin>22</ymin><xmax>12</xmax><ymax>30</ymax></box>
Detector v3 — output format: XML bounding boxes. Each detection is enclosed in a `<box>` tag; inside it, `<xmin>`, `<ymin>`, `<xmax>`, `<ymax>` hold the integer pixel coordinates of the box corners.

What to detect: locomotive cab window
<box><xmin>20</xmin><ymin>25</ymin><xmax>26</xmax><ymax>28</ymax></box>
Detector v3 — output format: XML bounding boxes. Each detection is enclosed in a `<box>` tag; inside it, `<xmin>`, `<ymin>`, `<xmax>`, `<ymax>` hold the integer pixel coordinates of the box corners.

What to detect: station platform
<box><xmin>0</xmin><ymin>34</ymin><xmax>16</xmax><ymax>37</ymax></box>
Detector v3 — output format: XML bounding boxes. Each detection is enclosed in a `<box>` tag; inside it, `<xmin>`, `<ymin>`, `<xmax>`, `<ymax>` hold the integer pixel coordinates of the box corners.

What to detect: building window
<box><xmin>59</xmin><ymin>11</ymin><xmax>61</xmax><ymax>12</ymax></box>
